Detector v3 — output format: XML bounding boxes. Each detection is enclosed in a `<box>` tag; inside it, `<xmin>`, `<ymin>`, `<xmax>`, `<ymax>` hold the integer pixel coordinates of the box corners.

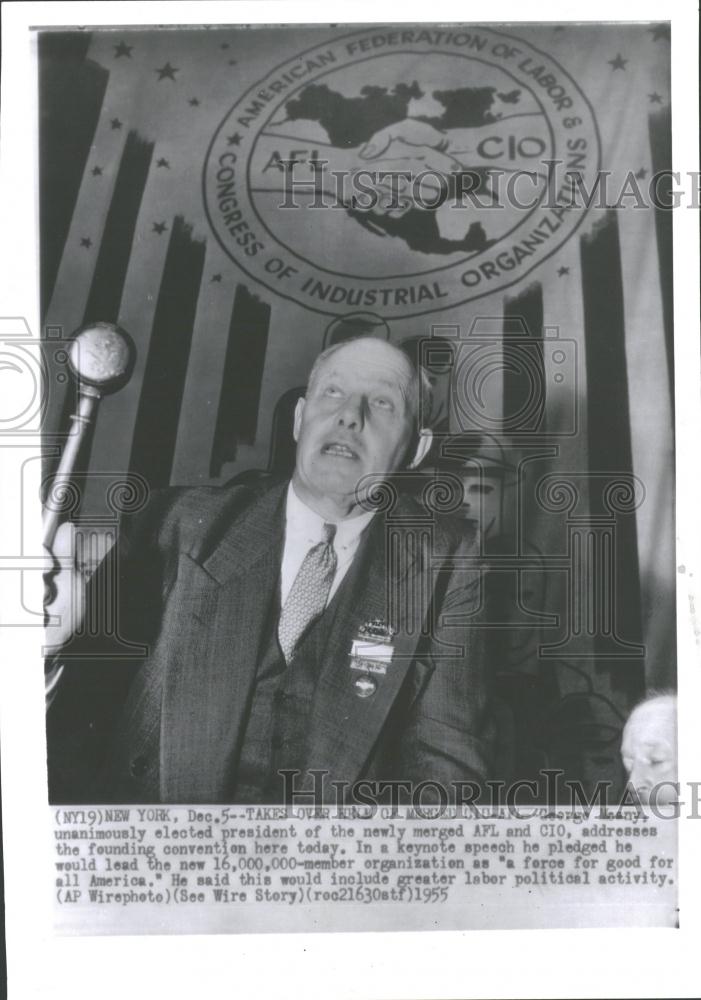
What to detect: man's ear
<box><xmin>407</xmin><ymin>428</ymin><xmax>433</xmax><ymax>469</ymax></box>
<box><xmin>293</xmin><ymin>396</ymin><xmax>305</xmax><ymax>443</ymax></box>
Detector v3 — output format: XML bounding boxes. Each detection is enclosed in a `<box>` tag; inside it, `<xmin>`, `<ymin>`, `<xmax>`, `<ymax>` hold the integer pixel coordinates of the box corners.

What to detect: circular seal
<box><xmin>204</xmin><ymin>26</ymin><xmax>600</xmax><ymax>318</ymax></box>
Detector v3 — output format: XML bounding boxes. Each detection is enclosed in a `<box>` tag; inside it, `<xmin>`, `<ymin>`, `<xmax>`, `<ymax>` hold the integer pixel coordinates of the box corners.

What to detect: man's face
<box><xmin>459</xmin><ymin>473</ymin><xmax>503</xmax><ymax>538</ymax></box>
<box><xmin>621</xmin><ymin>699</ymin><xmax>677</xmax><ymax>804</ymax></box>
<box><xmin>293</xmin><ymin>339</ymin><xmax>417</xmax><ymax>509</ymax></box>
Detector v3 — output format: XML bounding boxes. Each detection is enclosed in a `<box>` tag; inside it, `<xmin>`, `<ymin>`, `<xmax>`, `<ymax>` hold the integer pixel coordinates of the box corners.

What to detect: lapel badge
<box><xmin>353</xmin><ymin>674</ymin><xmax>377</xmax><ymax>698</ymax></box>
<box><xmin>349</xmin><ymin>620</ymin><xmax>396</xmax><ymax>697</ymax></box>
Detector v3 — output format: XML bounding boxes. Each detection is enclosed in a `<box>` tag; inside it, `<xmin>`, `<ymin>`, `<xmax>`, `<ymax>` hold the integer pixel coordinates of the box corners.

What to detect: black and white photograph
<box><xmin>0</xmin><ymin>1</ymin><xmax>699</xmax><ymax>997</ymax></box>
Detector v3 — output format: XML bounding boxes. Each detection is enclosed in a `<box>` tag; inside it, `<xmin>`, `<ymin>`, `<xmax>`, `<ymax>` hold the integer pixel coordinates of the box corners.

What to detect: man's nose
<box><xmin>337</xmin><ymin>394</ymin><xmax>365</xmax><ymax>429</ymax></box>
<box><xmin>628</xmin><ymin>761</ymin><xmax>651</xmax><ymax>795</ymax></box>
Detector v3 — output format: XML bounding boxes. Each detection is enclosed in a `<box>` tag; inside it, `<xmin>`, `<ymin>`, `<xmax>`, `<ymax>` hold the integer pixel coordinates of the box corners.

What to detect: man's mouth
<box><xmin>321</xmin><ymin>442</ymin><xmax>359</xmax><ymax>460</ymax></box>
<box><xmin>460</xmin><ymin>514</ymin><xmax>480</xmax><ymax>529</ymax></box>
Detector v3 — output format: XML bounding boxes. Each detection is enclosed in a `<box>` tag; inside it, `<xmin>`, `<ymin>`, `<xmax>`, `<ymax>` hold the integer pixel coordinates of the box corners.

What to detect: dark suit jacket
<box><xmin>47</xmin><ymin>480</ymin><xmax>493</xmax><ymax>803</ymax></box>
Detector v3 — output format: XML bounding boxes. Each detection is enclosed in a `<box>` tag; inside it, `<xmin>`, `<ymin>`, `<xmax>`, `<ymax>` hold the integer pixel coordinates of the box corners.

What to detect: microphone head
<box><xmin>68</xmin><ymin>322</ymin><xmax>135</xmax><ymax>393</ymax></box>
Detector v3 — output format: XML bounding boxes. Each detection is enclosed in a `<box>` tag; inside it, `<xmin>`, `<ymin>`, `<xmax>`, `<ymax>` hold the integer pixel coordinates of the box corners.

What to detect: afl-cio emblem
<box><xmin>204</xmin><ymin>26</ymin><xmax>600</xmax><ymax>318</ymax></box>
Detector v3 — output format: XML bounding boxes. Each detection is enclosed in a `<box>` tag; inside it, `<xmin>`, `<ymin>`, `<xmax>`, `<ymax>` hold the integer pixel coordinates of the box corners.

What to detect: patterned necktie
<box><xmin>278</xmin><ymin>523</ymin><xmax>337</xmax><ymax>663</ymax></box>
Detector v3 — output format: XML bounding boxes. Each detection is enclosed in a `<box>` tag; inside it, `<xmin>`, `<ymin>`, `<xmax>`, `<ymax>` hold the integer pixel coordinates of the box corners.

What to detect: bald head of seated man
<box><xmin>621</xmin><ymin>692</ymin><xmax>677</xmax><ymax>805</ymax></box>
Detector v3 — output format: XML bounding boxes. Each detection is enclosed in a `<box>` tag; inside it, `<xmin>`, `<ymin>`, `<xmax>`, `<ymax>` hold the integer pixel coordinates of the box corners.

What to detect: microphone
<box><xmin>43</xmin><ymin>322</ymin><xmax>135</xmax><ymax>550</ymax></box>
<box><xmin>43</xmin><ymin>322</ymin><xmax>135</xmax><ymax>705</ymax></box>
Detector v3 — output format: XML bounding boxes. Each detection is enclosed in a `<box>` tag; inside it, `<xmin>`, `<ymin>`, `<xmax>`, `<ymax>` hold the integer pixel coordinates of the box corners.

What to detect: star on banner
<box><xmin>557</xmin><ymin>266</ymin><xmax>569</xmax><ymax>277</ymax></box>
<box><xmin>156</xmin><ymin>158</ymin><xmax>170</xmax><ymax>169</ymax></box>
<box><xmin>635</xmin><ymin>168</ymin><xmax>647</xmax><ymax>179</ymax></box>
<box><xmin>649</xmin><ymin>24</ymin><xmax>670</xmax><ymax>42</ymax></box>
<box><xmin>227</xmin><ymin>133</ymin><xmax>242</xmax><ymax>146</ymax></box>
<box><xmin>152</xmin><ymin>221</ymin><xmax>168</xmax><ymax>234</ymax></box>
<box><xmin>110</xmin><ymin>118</ymin><xmax>123</xmax><ymax>130</ymax></box>
<box><xmin>189</xmin><ymin>97</ymin><xmax>200</xmax><ymax>106</ymax></box>
<box><xmin>211</xmin><ymin>274</ymin><xmax>222</xmax><ymax>283</ymax></box>
<box><xmin>155</xmin><ymin>62</ymin><xmax>179</xmax><ymax>81</ymax></box>
<box><xmin>91</xmin><ymin>166</ymin><xmax>103</xmax><ymax>177</ymax></box>
<box><xmin>649</xmin><ymin>92</ymin><xmax>663</xmax><ymax>104</ymax></box>
<box><xmin>608</xmin><ymin>54</ymin><xmax>628</xmax><ymax>70</ymax></box>
<box><xmin>114</xmin><ymin>41</ymin><xmax>133</xmax><ymax>58</ymax></box>
<box><xmin>80</xmin><ymin>237</ymin><xmax>92</xmax><ymax>248</ymax></box>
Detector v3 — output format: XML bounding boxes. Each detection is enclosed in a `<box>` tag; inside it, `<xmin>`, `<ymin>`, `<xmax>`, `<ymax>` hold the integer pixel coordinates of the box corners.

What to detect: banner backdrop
<box><xmin>39</xmin><ymin>22</ymin><xmax>674</xmax><ymax>793</ymax></box>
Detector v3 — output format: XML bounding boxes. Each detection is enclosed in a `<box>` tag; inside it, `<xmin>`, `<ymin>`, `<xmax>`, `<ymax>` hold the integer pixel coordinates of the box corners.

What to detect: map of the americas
<box><xmin>281</xmin><ymin>81</ymin><xmax>526</xmax><ymax>256</ymax></box>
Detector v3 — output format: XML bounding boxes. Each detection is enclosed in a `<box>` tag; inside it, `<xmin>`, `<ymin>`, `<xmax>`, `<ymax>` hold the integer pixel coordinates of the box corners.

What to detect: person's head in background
<box><xmin>426</xmin><ymin>432</ymin><xmax>516</xmax><ymax>542</ymax></box>
<box><xmin>621</xmin><ymin>691</ymin><xmax>677</xmax><ymax>805</ymax></box>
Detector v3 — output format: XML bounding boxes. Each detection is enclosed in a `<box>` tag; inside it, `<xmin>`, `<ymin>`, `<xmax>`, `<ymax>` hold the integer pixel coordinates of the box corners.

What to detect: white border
<box><xmin>1</xmin><ymin>3</ymin><xmax>699</xmax><ymax>999</ymax></box>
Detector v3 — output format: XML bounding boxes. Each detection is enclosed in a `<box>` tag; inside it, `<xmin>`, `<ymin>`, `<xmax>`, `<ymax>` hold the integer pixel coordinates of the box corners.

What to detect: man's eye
<box><xmin>373</xmin><ymin>397</ymin><xmax>393</xmax><ymax>410</ymax></box>
<box><xmin>324</xmin><ymin>385</ymin><xmax>343</xmax><ymax>397</ymax></box>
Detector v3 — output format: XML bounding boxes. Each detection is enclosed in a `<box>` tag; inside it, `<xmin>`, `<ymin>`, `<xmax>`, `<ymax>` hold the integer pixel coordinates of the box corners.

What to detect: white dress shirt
<box><xmin>280</xmin><ymin>483</ymin><xmax>375</xmax><ymax>608</ymax></box>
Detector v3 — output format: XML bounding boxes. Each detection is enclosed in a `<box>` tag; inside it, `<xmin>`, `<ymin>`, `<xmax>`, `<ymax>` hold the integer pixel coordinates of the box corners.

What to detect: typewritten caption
<box><xmin>51</xmin><ymin>807</ymin><xmax>677</xmax><ymax>933</ymax></box>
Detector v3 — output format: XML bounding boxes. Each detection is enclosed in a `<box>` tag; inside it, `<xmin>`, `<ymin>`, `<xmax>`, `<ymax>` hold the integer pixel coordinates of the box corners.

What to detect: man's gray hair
<box><xmin>306</xmin><ymin>339</ymin><xmax>433</xmax><ymax>430</ymax></box>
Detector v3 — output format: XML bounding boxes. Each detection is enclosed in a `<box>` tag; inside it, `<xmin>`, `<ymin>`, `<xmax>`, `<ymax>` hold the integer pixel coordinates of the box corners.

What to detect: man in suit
<box><xmin>45</xmin><ymin>337</ymin><xmax>492</xmax><ymax>805</ymax></box>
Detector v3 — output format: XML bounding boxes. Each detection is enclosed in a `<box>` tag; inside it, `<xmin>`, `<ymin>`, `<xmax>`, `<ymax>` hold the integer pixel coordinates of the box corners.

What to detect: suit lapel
<box><xmin>160</xmin><ymin>484</ymin><xmax>285</xmax><ymax>802</ymax></box>
<box><xmin>158</xmin><ymin>483</ymin><xmax>434</xmax><ymax>800</ymax></box>
<box><xmin>305</xmin><ymin>505</ymin><xmax>427</xmax><ymax>788</ymax></box>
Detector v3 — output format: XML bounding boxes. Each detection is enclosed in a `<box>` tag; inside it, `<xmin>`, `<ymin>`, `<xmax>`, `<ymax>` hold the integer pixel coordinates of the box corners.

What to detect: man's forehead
<box><xmin>630</xmin><ymin>700</ymin><xmax>676</xmax><ymax>724</ymax></box>
<box><xmin>320</xmin><ymin>364</ymin><xmax>409</xmax><ymax>390</ymax></box>
<box><xmin>623</xmin><ymin>704</ymin><xmax>676</xmax><ymax>744</ymax></box>
<box><xmin>316</xmin><ymin>344</ymin><xmax>413</xmax><ymax>388</ymax></box>
<box><xmin>623</xmin><ymin>730</ymin><xmax>673</xmax><ymax>748</ymax></box>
